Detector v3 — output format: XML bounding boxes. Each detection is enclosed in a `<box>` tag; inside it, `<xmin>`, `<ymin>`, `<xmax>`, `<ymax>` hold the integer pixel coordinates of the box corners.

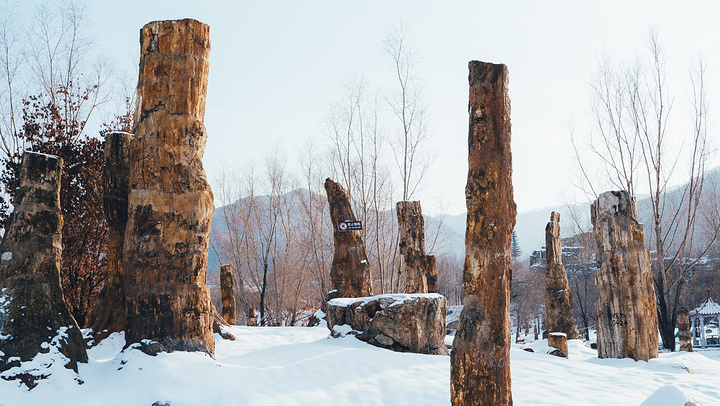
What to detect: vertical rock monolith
<box><xmin>678</xmin><ymin>306</ymin><xmax>693</xmax><ymax>352</ymax></box>
<box><xmin>451</xmin><ymin>60</ymin><xmax>516</xmax><ymax>406</ymax></box>
<box><xmin>88</xmin><ymin>132</ymin><xmax>132</xmax><ymax>341</ymax></box>
<box><xmin>220</xmin><ymin>264</ymin><xmax>236</xmax><ymax>325</ymax></box>
<box><xmin>544</xmin><ymin>212</ymin><xmax>580</xmax><ymax>340</ymax></box>
<box><xmin>0</xmin><ymin>152</ymin><xmax>88</xmax><ymax>383</ymax></box>
<box><xmin>591</xmin><ymin>190</ymin><xmax>658</xmax><ymax>361</ymax></box>
<box><xmin>324</xmin><ymin>178</ymin><xmax>372</xmax><ymax>301</ymax></box>
<box><xmin>397</xmin><ymin>201</ymin><xmax>438</xmax><ymax>294</ymax></box>
<box><xmin>124</xmin><ymin>19</ymin><xmax>215</xmax><ymax>356</ymax></box>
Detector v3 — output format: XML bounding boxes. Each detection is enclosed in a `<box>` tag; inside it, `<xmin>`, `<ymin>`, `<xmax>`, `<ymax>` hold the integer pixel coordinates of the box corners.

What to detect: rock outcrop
<box><xmin>124</xmin><ymin>19</ymin><xmax>215</xmax><ymax>356</ymax></box>
<box><xmin>327</xmin><ymin>294</ymin><xmax>447</xmax><ymax>355</ymax></box>
<box><xmin>0</xmin><ymin>152</ymin><xmax>88</xmax><ymax>384</ymax></box>
<box><xmin>544</xmin><ymin>212</ymin><xmax>580</xmax><ymax>340</ymax></box>
<box><xmin>220</xmin><ymin>264</ymin><xmax>236</xmax><ymax>325</ymax></box>
<box><xmin>88</xmin><ymin>132</ymin><xmax>132</xmax><ymax>341</ymax></box>
<box><xmin>678</xmin><ymin>306</ymin><xmax>693</xmax><ymax>352</ymax></box>
<box><xmin>324</xmin><ymin>178</ymin><xmax>372</xmax><ymax>300</ymax></box>
<box><xmin>451</xmin><ymin>60</ymin><xmax>516</xmax><ymax>406</ymax></box>
<box><xmin>396</xmin><ymin>200</ymin><xmax>438</xmax><ymax>293</ymax></box>
<box><xmin>591</xmin><ymin>190</ymin><xmax>658</xmax><ymax>361</ymax></box>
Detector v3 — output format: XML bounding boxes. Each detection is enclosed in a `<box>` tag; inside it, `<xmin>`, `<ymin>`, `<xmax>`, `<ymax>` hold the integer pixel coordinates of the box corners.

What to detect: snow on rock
<box><xmin>639</xmin><ymin>385</ymin><xmax>703</xmax><ymax>406</ymax></box>
<box><xmin>327</xmin><ymin>293</ymin><xmax>448</xmax><ymax>355</ymax></box>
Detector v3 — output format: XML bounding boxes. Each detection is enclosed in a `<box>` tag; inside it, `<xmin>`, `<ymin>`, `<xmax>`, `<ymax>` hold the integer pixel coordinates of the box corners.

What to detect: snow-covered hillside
<box><xmin>2</xmin><ymin>326</ymin><xmax>720</xmax><ymax>405</ymax></box>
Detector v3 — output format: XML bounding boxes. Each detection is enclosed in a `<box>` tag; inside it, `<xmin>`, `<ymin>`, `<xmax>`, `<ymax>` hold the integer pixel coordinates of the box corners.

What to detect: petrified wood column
<box><xmin>544</xmin><ymin>212</ymin><xmax>580</xmax><ymax>340</ymax></box>
<box><xmin>88</xmin><ymin>132</ymin><xmax>132</xmax><ymax>340</ymax></box>
<box><xmin>0</xmin><ymin>152</ymin><xmax>88</xmax><ymax>376</ymax></box>
<box><xmin>220</xmin><ymin>264</ymin><xmax>236</xmax><ymax>325</ymax></box>
<box><xmin>124</xmin><ymin>19</ymin><xmax>215</xmax><ymax>356</ymax></box>
<box><xmin>397</xmin><ymin>201</ymin><xmax>438</xmax><ymax>293</ymax></box>
<box><xmin>678</xmin><ymin>306</ymin><xmax>693</xmax><ymax>352</ymax></box>
<box><xmin>591</xmin><ymin>191</ymin><xmax>658</xmax><ymax>361</ymax></box>
<box><xmin>451</xmin><ymin>61</ymin><xmax>516</xmax><ymax>406</ymax></box>
<box><xmin>324</xmin><ymin>178</ymin><xmax>372</xmax><ymax>300</ymax></box>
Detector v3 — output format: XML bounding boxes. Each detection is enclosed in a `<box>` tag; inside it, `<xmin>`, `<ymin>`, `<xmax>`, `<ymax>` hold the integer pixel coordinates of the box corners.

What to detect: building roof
<box><xmin>690</xmin><ymin>296</ymin><xmax>720</xmax><ymax>317</ymax></box>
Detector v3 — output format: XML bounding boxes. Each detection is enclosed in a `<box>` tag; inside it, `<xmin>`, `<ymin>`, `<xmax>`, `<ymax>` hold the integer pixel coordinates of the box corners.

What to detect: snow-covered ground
<box><xmin>2</xmin><ymin>326</ymin><xmax>720</xmax><ymax>405</ymax></box>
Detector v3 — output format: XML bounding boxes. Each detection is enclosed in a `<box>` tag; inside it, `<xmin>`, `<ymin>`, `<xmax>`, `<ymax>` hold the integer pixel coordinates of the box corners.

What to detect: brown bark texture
<box><xmin>548</xmin><ymin>332</ymin><xmax>569</xmax><ymax>358</ymax></box>
<box><xmin>246</xmin><ymin>308</ymin><xmax>257</xmax><ymax>327</ymax></box>
<box><xmin>544</xmin><ymin>212</ymin><xmax>580</xmax><ymax>340</ymax></box>
<box><xmin>451</xmin><ymin>60</ymin><xmax>516</xmax><ymax>406</ymax></box>
<box><xmin>324</xmin><ymin>178</ymin><xmax>372</xmax><ymax>300</ymax></box>
<box><xmin>677</xmin><ymin>306</ymin><xmax>693</xmax><ymax>352</ymax></box>
<box><xmin>0</xmin><ymin>152</ymin><xmax>88</xmax><ymax>379</ymax></box>
<box><xmin>220</xmin><ymin>264</ymin><xmax>236</xmax><ymax>325</ymax></box>
<box><xmin>124</xmin><ymin>19</ymin><xmax>215</xmax><ymax>356</ymax></box>
<box><xmin>88</xmin><ymin>132</ymin><xmax>132</xmax><ymax>341</ymax></box>
<box><xmin>396</xmin><ymin>200</ymin><xmax>438</xmax><ymax>293</ymax></box>
<box><xmin>591</xmin><ymin>190</ymin><xmax>659</xmax><ymax>361</ymax></box>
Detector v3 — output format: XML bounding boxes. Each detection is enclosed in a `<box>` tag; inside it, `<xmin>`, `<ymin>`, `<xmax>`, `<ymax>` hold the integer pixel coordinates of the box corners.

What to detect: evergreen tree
<box><xmin>511</xmin><ymin>230</ymin><xmax>522</xmax><ymax>260</ymax></box>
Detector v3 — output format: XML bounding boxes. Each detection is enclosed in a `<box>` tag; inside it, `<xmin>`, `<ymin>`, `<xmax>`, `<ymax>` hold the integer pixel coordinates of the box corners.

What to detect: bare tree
<box><xmin>383</xmin><ymin>22</ymin><xmax>434</xmax><ymax>201</ymax></box>
<box><xmin>575</xmin><ymin>31</ymin><xmax>718</xmax><ymax>350</ymax></box>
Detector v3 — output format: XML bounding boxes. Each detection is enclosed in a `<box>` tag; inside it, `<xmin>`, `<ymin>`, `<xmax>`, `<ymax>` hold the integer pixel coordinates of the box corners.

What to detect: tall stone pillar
<box><xmin>591</xmin><ymin>191</ymin><xmax>658</xmax><ymax>361</ymax></box>
<box><xmin>88</xmin><ymin>132</ymin><xmax>132</xmax><ymax>341</ymax></box>
<box><xmin>324</xmin><ymin>178</ymin><xmax>372</xmax><ymax>300</ymax></box>
<box><xmin>451</xmin><ymin>61</ymin><xmax>516</xmax><ymax>406</ymax></box>
<box><xmin>0</xmin><ymin>152</ymin><xmax>88</xmax><ymax>380</ymax></box>
<box><xmin>124</xmin><ymin>19</ymin><xmax>215</xmax><ymax>356</ymax></box>
<box><xmin>396</xmin><ymin>200</ymin><xmax>437</xmax><ymax>293</ymax></box>
<box><xmin>677</xmin><ymin>306</ymin><xmax>693</xmax><ymax>352</ymax></box>
<box><xmin>544</xmin><ymin>212</ymin><xmax>580</xmax><ymax>340</ymax></box>
<box><xmin>220</xmin><ymin>264</ymin><xmax>236</xmax><ymax>325</ymax></box>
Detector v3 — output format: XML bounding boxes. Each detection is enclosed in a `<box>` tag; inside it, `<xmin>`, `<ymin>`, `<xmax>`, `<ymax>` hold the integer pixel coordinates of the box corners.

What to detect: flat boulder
<box><xmin>327</xmin><ymin>293</ymin><xmax>447</xmax><ymax>355</ymax></box>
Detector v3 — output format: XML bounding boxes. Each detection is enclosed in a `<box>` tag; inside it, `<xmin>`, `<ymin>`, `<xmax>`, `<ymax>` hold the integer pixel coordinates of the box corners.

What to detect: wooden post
<box><xmin>592</xmin><ymin>191</ymin><xmax>659</xmax><ymax>361</ymax></box>
<box><xmin>220</xmin><ymin>264</ymin><xmax>237</xmax><ymax>325</ymax></box>
<box><xmin>397</xmin><ymin>200</ymin><xmax>438</xmax><ymax>293</ymax></box>
<box><xmin>124</xmin><ymin>19</ymin><xmax>215</xmax><ymax>356</ymax></box>
<box><xmin>451</xmin><ymin>60</ymin><xmax>516</xmax><ymax>406</ymax></box>
<box><xmin>88</xmin><ymin>132</ymin><xmax>132</xmax><ymax>341</ymax></box>
<box><xmin>678</xmin><ymin>306</ymin><xmax>693</xmax><ymax>352</ymax></box>
<box><xmin>544</xmin><ymin>212</ymin><xmax>580</xmax><ymax>339</ymax></box>
<box><xmin>324</xmin><ymin>178</ymin><xmax>372</xmax><ymax>301</ymax></box>
<box><xmin>0</xmin><ymin>152</ymin><xmax>88</xmax><ymax>381</ymax></box>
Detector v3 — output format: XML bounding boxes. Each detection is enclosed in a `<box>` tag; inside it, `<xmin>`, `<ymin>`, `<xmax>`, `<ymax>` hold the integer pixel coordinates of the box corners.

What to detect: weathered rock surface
<box><xmin>451</xmin><ymin>60</ymin><xmax>516</xmax><ymax>406</ymax></box>
<box><xmin>324</xmin><ymin>178</ymin><xmax>372</xmax><ymax>300</ymax></box>
<box><xmin>124</xmin><ymin>19</ymin><xmax>215</xmax><ymax>356</ymax></box>
<box><xmin>592</xmin><ymin>190</ymin><xmax>659</xmax><ymax>361</ymax></box>
<box><xmin>0</xmin><ymin>152</ymin><xmax>88</xmax><ymax>383</ymax></box>
<box><xmin>544</xmin><ymin>212</ymin><xmax>580</xmax><ymax>340</ymax></box>
<box><xmin>396</xmin><ymin>200</ymin><xmax>438</xmax><ymax>294</ymax></box>
<box><xmin>88</xmin><ymin>132</ymin><xmax>132</xmax><ymax>341</ymax></box>
<box><xmin>678</xmin><ymin>306</ymin><xmax>693</xmax><ymax>352</ymax></box>
<box><xmin>220</xmin><ymin>264</ymin><xmax>236</xmax><ymax>325</ymax></box>
<box><xmin>327</xmin><ymin>294</ymin><xmax>447</xmax><ymax>355</ymax></box>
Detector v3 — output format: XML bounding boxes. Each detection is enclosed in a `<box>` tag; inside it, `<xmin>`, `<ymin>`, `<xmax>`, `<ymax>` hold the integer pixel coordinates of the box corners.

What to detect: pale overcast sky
<box><xmin>83</xmin><ymin>0</ymin><xmax>720</xmax><ymax>215</ymax></box>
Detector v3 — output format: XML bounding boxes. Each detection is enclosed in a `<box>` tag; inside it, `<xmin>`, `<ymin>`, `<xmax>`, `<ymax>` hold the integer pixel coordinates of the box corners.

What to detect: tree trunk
<box><xmin>677</xmin><ymin>306</ymin><xmax>693</xmax><ymax>352</ymax></box>
<box><xmin>88</xmin><ymin>132</ymin><xmax>131</xmax><ymax>342</ymax></box>
<box><xmin>124</xmin><ymin>19</ymin><xmax>215</xmax><ymax>356</ymax></box>
<box><xmin>591</xmin><ymin>191</ymin><xmax>659</xmax><ymax>361</ymax></box>
<box><xmin>0</xmin><ymin>152</ymin><xmax>88</xmax><ymax>383</ymax></box>
<box><xmin>396</xmin><ymin>200</ymin><xmax>437</xmax><ymax>293</ymax></box>
<box><xmin>451</xmin><ymin>60</ymin><xmax>516</xmax><ymax>406</ymax></box>
<box><xmin>544</xmin><ymin>212</ymin><xmax>580</xmax><ymax>340</ymax></box>
<box><xmin>220</xmin><ymin>264</ymin><xmax>236</xmax><ymax>325</ymax></box>
<box><xmin>324</xmin><ymin>178</ymin><xmax>372</xmax><ymax>300</ymax></box>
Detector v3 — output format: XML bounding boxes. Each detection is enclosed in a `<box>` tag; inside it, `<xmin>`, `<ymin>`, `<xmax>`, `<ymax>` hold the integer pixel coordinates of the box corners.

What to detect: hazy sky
<box><xmin>82</xmin><ymin>0</ymin><xmax>720</xmax><ymax>215</ymax></box>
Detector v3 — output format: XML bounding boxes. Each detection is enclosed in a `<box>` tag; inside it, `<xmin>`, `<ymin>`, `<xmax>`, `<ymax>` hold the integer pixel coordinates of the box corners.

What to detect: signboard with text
<box><xmin>337</xmin><ymin>220</ymin><xmax>362</xmax><ymax>232</ymax></box>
